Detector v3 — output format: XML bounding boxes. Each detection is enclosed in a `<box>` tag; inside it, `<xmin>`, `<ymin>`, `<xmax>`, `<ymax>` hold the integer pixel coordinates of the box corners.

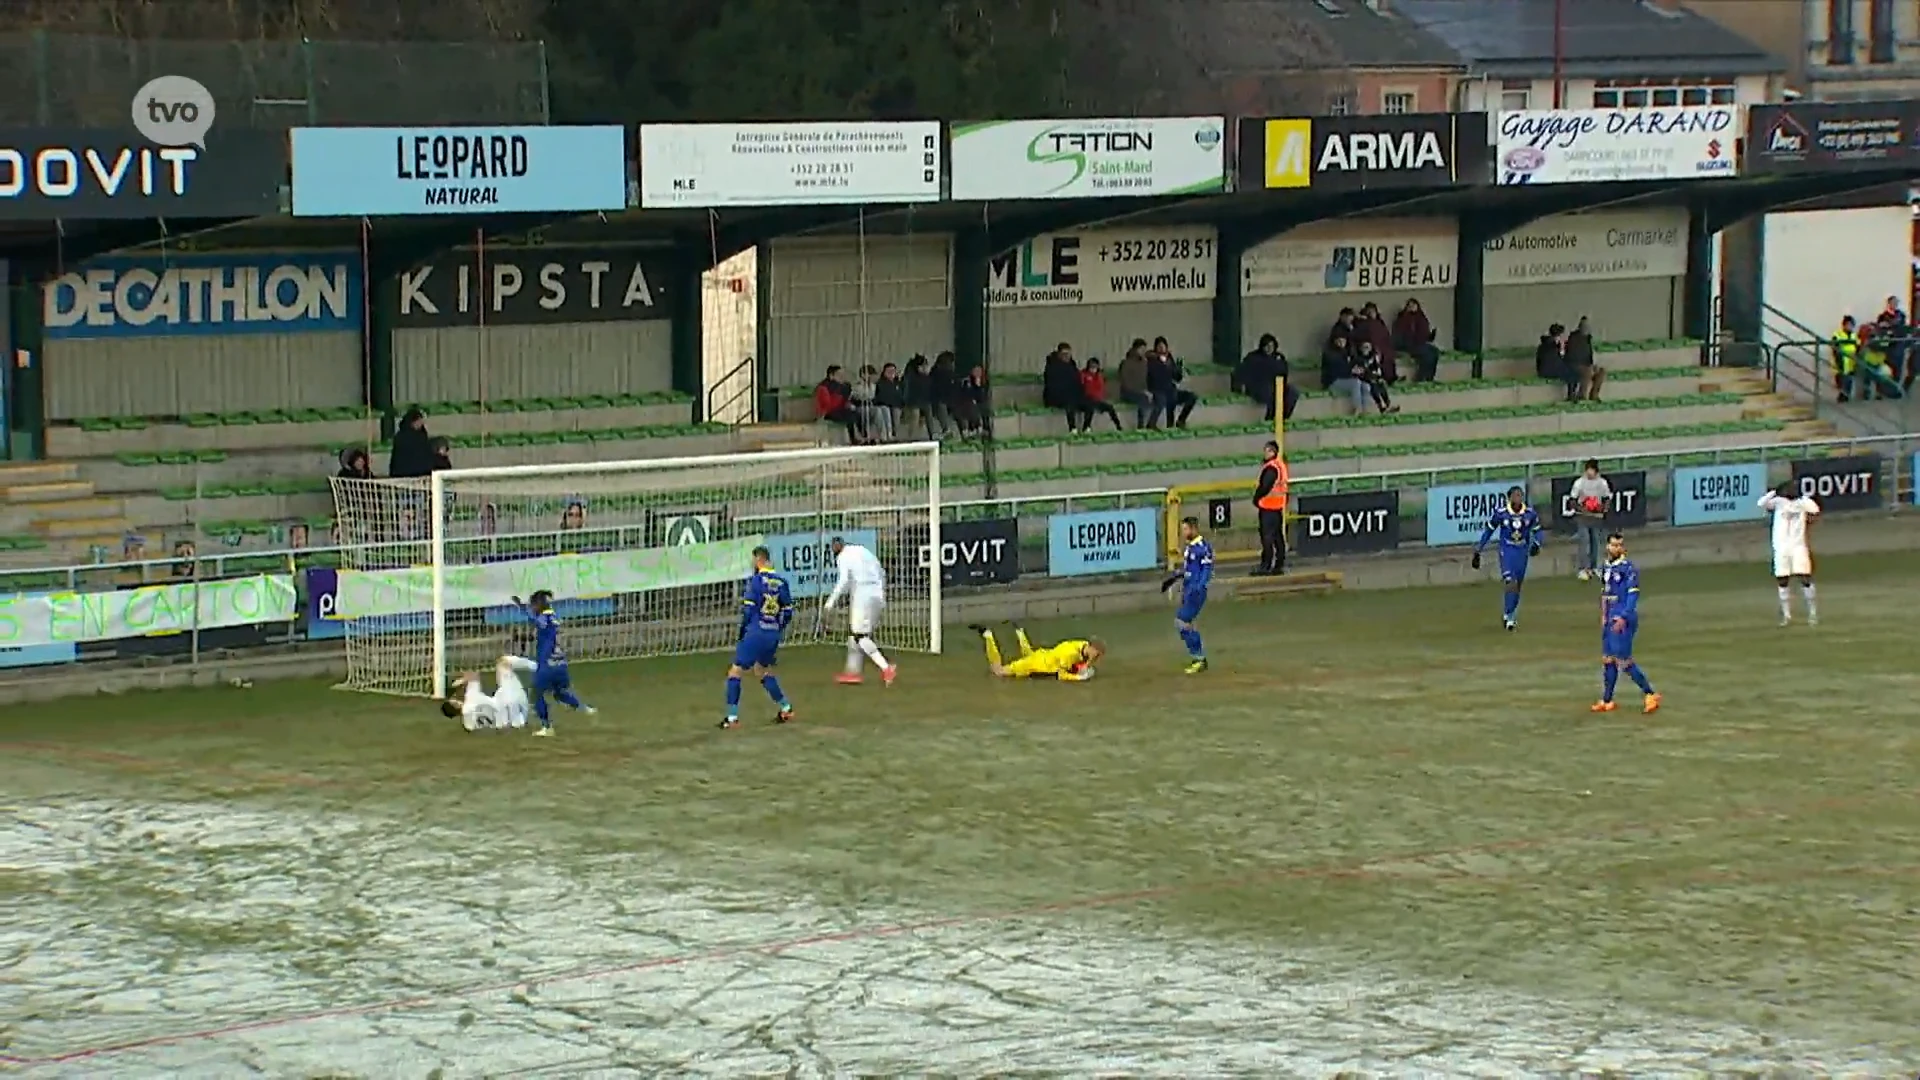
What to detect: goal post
<box><xmin>326</xmin><ymin>441</ymin><xmax>942</xmax><ymax>697</ymax></box>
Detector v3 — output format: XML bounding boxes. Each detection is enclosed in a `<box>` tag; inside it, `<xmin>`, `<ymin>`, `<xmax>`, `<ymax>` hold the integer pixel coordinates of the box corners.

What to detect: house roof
<box><xmin>1394</xmin><ymin>0</ymin><xmax>1785</xmax><ymax>78</ymax></box>
<box><xmin>1196</xmin><ymin>0</ymin><xmax>1464</xmax><ymax>75</ymax></box>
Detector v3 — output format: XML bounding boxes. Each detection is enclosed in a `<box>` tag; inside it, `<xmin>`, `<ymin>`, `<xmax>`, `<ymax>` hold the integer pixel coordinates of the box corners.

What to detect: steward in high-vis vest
<box><xmin>1253</xmin><ymin>440</ymin><xmax>1289</xmax><ymax>576</ymax></box>
<box><xmin>1832</xmin><ymin>317</ymin><xmax>1859</xmax><ymax>402</ymax></box>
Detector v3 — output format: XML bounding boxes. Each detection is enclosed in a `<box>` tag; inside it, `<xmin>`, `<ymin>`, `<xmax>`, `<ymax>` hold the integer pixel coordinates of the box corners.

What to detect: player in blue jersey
<box><xmin>510</xmin><ymin>590</ymin><xmax>595</xmax><ymax>737</ymax></box>
<box><xmin>1594</xmin><ymin>532</ymin><xmax>1662</xmax><ymax>715</ymax></box>
<box><xmin>1471</xmin><ymin>486</ymin><xmax>1543</xmax><ymax>632</ymax></box>
<box><xmin>722</xmin><ymin>546</ymin><xmax>796</xmax><ymax>730</ymax></box>
<box><xmin>1160</xmin><ymin>516</ymin><xmax>1213</xmax><ymax>674</ymax></box>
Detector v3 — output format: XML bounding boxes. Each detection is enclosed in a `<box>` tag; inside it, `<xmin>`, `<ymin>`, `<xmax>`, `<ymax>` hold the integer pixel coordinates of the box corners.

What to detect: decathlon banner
<box><xmin>42</xmin><ymin>253</ymin><xmax>363</xmax><ymax>339</ymax></box>
<box><xmin>950</xmin><ymin>117</ymin><xmax>1226</xmax><ymax>201</ymax></box>
<box><xmin>1497</xmin><ymin>107</ymin><xmax>1738</xmax><ymax>184</ymax></box>
<box><xmin>0</xmin><ymin>574</ymin><xmax>298</xmax><ymax>647</ymax></box>
<box><xmin>290</xmin><ymin>125</ymin><xmax>629</xmax><ymax>216</ymax></box>
<box><xmin>639</xmin><ymin>122</ymin><xmax>941</xmax><ymax>208</ymax></box>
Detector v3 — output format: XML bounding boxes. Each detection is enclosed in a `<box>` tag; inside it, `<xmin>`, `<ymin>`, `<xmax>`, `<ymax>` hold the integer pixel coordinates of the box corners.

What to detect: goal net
<box><xmin>326</xmin><ymin>443</ymin><xmax>942</xmax><ymax>697</ymax></box>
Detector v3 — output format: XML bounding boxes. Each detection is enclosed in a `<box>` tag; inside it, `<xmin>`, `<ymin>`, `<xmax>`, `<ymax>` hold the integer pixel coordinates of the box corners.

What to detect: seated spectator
<box><xmin>902</xmin><ymin>355</ymin><xmax>945</xmax><ymax>440</ymax></box>
<box><xmin>1875</xmin><ymin>295</ymin><xmax>1914</xmax><ymax>391</ymax></box>
<box><xmin>1148</xmin><ymin>336</ymin><xmax>1198</xmax><ymax>428</ymax></box>
<box><xmin>1324</xmin><ymin>337</ymin><xmax>1369</xmax><ymax>414</ymax></box>
<box><xmin>1857</xmin><ymin>329</ymin><xmax>1905</xmax><ymax>400</ymax></box>
<box><xmin>338</xmin><ymin>447</ymin><xmax>374</xmax><ymax>480</ymax></box>
<box><xmin>1536</xmin><ymin>323</ymin><xmax>1568</xmax><ymax>383</ymax></box>
<box><xmin>1042</xmin><ymin>343</ymin><xmax>1085</xmax><ymax>432</ymax></box>
<box><xmin>1328</xmin><ymin>307</ymin><xmax>1360</xmax><ymax>354</ymax></box>
<box><xmin>813</xmin><ymin>364</ymin><xmax>865</xmax><ymax>442</ymax></box>
<box><xmin>562</xmin><ymin>499</ymin><xmax>587</xmax><ymax>531</ymax></box>
<box><xmin>928</xmin><ymin>352</ymin><xmax>962</xmax><ymax>438</ymax></box>
<box><xmin>1354</xmin><ymin>340</ymin><xmax>1400</xmax><ymax>414</ymax></box>
<box><xmin>874</xmin><ymin>362</ymin><xmax>906</xmax><ymax>439</ymax></box>
<box><xmin>1117</xmin><ymin>339</ymin><xmax>1153</xmax><ymax>427</ymax></box>
<box><xmin>171</xmin><ymin>539</ymin><xmax>198</xmax><ymax>579</ymax></box>
<box><xmin>1393</xmin><ymin>299</ymin><xmax>1441</xmax><ymax>383</ymax></box>
<box><xmin>952</xmin><ymin>364</ymin><xmax>990</xmax><ymax>436</ymax></box>
<box><xmin>288</xmin><ymin>522</ymin><xmax>310</xmax><ymax>551</ymax></box>
<box><xmin>389</xmin><ymin>407</ymin><xmax>433</xmax><ymax>478</ymax></box>
<box><xmin>1234</xmin><ymin>333</ymin><xmax>1297</xmax><ymax>422</ymax></box>
<box><xmin>430</xmin><ymin>435</ymin><xmax>453</xmax><ymax>472</ymax></box>
<box><xmin>1077</xmin><ymin>358</ymin><xmax>1124</xmax><ymax>432</ymax></box>
<box><xmin>1356</xmin><ymin>302</ymin><xmax>1399</xmax><ymax>383</ymax></box>
<box><xmin>851</xmin><ymin>364</ymin><xmax>893</xmax><ymax>442</ymax></box>
<box><xmin>1563</xmin><ymin>316</ymin><xmax>1605</xmax><ymax>402</ymax></box>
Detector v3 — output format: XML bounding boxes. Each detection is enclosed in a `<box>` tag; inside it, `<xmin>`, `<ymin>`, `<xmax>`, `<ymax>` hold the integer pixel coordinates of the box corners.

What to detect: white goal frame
<box><xmin>417</xmin><ymin>442</ymin><xmax>943</xmax><ymax>699</ymax></box>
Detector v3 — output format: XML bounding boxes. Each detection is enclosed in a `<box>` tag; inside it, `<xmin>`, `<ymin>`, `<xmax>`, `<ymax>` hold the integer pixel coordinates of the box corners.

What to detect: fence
<box><xmin>0</xmin><ymin>32</ymin><xmax>549</xmax><ymax>126</ymax></box>
<box><xmin>2</xmin><ymin>435</ymin><xmax>1915</xmax><ymax>673</ymax></box>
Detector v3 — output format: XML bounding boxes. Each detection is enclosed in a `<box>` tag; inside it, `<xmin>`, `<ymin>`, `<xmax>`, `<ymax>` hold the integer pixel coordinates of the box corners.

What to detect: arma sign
<box><xmin>1236</xmin><ymin>113</ymin><xmax>1488</xmax><ymax>191</ymax></box>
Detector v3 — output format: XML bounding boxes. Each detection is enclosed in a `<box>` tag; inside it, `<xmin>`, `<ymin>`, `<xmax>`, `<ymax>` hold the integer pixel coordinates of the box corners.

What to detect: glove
<box><xmin>1159</xmin><ymin>574</ymin><xmax>1181</xmax><ymax>593</ymax></box>
<box><xmin>510</xmin><ymin>595</ymin><xmax>524</xmax><ymax>607</ymax></box>
<box><xmin>1529</xmin><ymin>544</ymin><xmax>1541</xmax><ymax>557</ymax></box>
<box><xmin>1470</xmin><ymin>552</ymin><xmax>1481</xmax><ymax>570</ymax></box>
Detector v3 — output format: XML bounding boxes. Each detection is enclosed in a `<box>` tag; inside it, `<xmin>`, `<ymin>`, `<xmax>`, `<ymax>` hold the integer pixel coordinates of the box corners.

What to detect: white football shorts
<box><xmin>1772</xmin><ymin>545</ymin><xmax>1813</xmax><ymax>578</ymax></box>
<box><xmin>850</xmin><ymin>592</ymin><xmax>885</xmax><ymax>635</ymax></box>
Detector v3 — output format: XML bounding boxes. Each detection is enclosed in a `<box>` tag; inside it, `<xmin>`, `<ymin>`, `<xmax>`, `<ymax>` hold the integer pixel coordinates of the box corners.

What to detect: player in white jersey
<box><xmin>1758</xmin><ymin>482</ymin><xmax>1819</xmax><ymax>625</ymax></box>
<box><xmin>824</xmin><ymin>535</ymin><xmax>897</xmax><ymax>685</ymax></box>
<box><xmin>439</xmin><ymin>655</ymin><xmax>536</xmax><ymax>730</ymax></box>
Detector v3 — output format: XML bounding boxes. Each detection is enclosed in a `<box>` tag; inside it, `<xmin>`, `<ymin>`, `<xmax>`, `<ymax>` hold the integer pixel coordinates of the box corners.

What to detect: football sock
<box><xmin>725</xmin><ymin>676</ymin><xmax>743</xmax><ymax>717</ymax></box>
<box><xmin>1014</xmin><ymin>628</ymin><xmax>1036</xmax><ymax>657</ymax></box>
<box><xmin>555</xmin><ymin>689</ymin><xmax>583</xmax><ymax>710</ymax></box>
<box><xmin>1502</xmin><ymin>590</ymin><xmax>1520</xmax><ymax>621</ymax></box>
<box><xmin>982</xmin><ymin>631</ymin><xmax>1004</xmax><ymax>667</ymax></box>
<box><xmin>534</xmin><ymin>693</ymin><xmax>551</xmax><ymax>723</ymax></box>
<box><xmin>1777</xmin><ymin>586</ymin><xmax>1792</xmax><ymax>621</ymax></box>
<box><xmin>1601</xmin><ymin>663</ymin><xmax>1619</xmax><ymax>703</ymax></box>
<box><xmin>858</xmin><ymin>636</ymin><xmax>889</xmax><ymax>668</ymax></box>
<box><xmin>1179</xmin><ymin>626</ymin><xmax>1204</xmax><ymax>658</ymax></box>
<box><xmin>1800</xmin><ymin>582</ymin><xmax>1817</xmax><ymax>619</ymax></box>
<box><xmin>1624</xmin><ymin>664</ymin><xmax>1654</xmax><ymax>694</ymax></box>
<box><xmin>845</xmin><ymin>636</ymin><xmax>863</xmax><ymax>674</ymax></box>
<box><xmin>761</xmin><ymin>674</ymin><xmax>789</xmax><ymax>709</ymax></box>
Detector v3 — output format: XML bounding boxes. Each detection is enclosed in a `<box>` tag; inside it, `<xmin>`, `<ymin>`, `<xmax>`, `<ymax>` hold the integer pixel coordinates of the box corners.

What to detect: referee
<box><xmin>1252</xmin><ymin>439</ymin><xmax>1289</xmax><ymax>576</ymax></box>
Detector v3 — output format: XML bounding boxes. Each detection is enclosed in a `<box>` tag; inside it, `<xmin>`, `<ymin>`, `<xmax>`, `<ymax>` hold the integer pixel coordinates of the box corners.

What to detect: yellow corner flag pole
<box><xmin>1272</xmin><ymin>374</ymin><xmax>1286</xmax><ymax>459</ymax></box>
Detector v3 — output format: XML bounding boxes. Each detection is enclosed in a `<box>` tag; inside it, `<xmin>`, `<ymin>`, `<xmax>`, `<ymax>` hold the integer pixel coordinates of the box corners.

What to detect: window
<box><xmin>1869</xmin><ymin>0</ymin><xmax>1895</xmax><ymax>61</ymax></box>
<box><xmin>1592</xmin><ymin>77</ymin><xmax>1737</xmax><ymax>109</ymax></box>
<box><xmin>1327</xmin><ymin>92</ymin><xmax>1353</xmax><ymax>115</ymax></box>
<box><xmin>1829</xmin><ymin>0</ymin><xmax>1855</xmax><ymax>64</ymax></box>
<box><xmin>1500</xmin><ymin>89</ymin><xmax>1531</xmax><ymax>110</ymax></box>
<box><xmin>1383</xmin><ymin>91</ymin><xmax>1415</xmax><ymax>114</ymax></box>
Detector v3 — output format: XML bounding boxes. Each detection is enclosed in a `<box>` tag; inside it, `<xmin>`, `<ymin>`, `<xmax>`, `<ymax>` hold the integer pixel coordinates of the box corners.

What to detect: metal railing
<box><xmin>705</xmin><ymin>356</ymin><xmax>757</xmax><ymax>427</ymax></box>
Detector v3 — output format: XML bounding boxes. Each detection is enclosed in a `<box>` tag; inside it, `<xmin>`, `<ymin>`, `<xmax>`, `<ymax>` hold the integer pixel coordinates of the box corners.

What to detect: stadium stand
<box><xmin>0</xmin><ymin>340</ymin><xmax>1833</xmax><ymax>570</ymax></box>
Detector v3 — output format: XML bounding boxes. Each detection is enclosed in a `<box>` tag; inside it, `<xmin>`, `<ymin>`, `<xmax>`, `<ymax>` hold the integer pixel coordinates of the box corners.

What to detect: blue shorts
<box><xmin>534</xmin><ymin>664</ymin><xmax>571</xmax><ymax>693</ymax></box>
<box><xmin>1176</xmin><ymin>592</ymin><xmax>1207</xmax><ymax>623</ymax></box>
<box><xmin>1498</xmin><ymin>550</ymin><xmax>1530</xmax><ymax>584</ymax></box>
<box><xmin>733</xmin><ymin>632</ymin><xmax>782</xmax><ymax>669</ymax></box>
<box><xmin>1601</xmin><ymin>619</ymin><xmax>1638</xmax><ymax>659</ymax></box>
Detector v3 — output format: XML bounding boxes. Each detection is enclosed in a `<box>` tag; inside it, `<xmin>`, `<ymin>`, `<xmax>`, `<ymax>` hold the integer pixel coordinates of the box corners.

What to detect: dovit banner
<box><xmin>392</xmin><ymin>246</ymin><xmax>671</xmax><ymax>328</ymax></box>
<box><xmin>0</xmin><ymin>128</ymin><xmax>285</xmax><ymax>219</ymax></box>
<box><xmin>1791</xmin><ymin>454</ymin><xmax>1883</xmax><ymax>511</ymax></box>
<box><xmin>1292</xmin><ymin>491</ymin><xmax>1400</xmax><ymax>557</ymax></box>
<box><xmin>1547</xmin><ymin>470</ymin><xmax>1647</xmax><ymax>530</ymax></box>
<box><xmin>913</xmin><ymin>518</ymin><xmax>1019</xmax><ymax>587</ymax></box>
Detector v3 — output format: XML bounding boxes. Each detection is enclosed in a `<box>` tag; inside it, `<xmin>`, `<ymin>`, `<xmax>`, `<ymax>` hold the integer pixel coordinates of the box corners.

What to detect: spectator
<box><xmin>1393</xmin><ymin>299</ymin><xmax>1441</xmax><ymax>383</ymax></box>
<box><xmin>1148</xmin><ymin>336</ymin><xmax>1197</xmax><ymax>429</ymax></box>
<box><xmin>1323</xmin><ymin>333</ymin><xmax>1369</xmax><ymax>412</ymax></box>
<box><xmin>1569</xmin><ymin>459</ymin><xmax>1611</xmax><ymax>581</ymax></box>
<box><xmin>1875</xmin><ymin>296</ymin><xmax>1915</xmax><ymax>391</ymax></box>
<box><xmin>874</xmin><ymin>361</ymin><xmax>905</xmax><ymax>440</ymax></box>
<box><xmin>930</xmin><ymin>352</ymin><xmax>964</xmax><ymax>438</ymax></box>
<box><xmin>1077</xmin><ymin>358</ymin><xmax>1125</xmax><ymax>432</ymax></box>
<box><xmin>478</xmin><ymin>503</ymin><xmax>498</xmax><ymax>536</ymax></box>
<box><xmin>1354</xmin><ymin>341</ymin><xmax>1400</xmax><ymax>414</ymax></box>
<box><xmin>851</xmin><ymin>364</ymin><xmax>893</xmax><ymax>443</ymax></box>
<box><xmin>1328</xmin><ymin>308</ymin><xmax>1360</xmax><ymax>353</ymax></box>
<box><xmin>389</xmin><ymin>407</ymin><xmax>434</xmax><ymax>478</ymax></box>
<box><xmin>1535</xmin><ymin>323</ymin><xmax>1568</xmax><ymax>383</ymax></box>
<box><xmin>1234</xmin><ymin>333</ymin><xmax>1297</xmax><ymax>422</ymax></box>
<box><xmin>1117</xmin><ymin>339</ymin><xmax>1154</xmax><ymax>427</ymax></box>
<box><xmin>953</xmin><ymin>364</ymin><xmax>990</xmax><ymax>436</ymax></box>
<box><xmin>288</xmin><ymin>523</ymin><xmax>309</xmax><ymax>550</ymax></box>
<box><xmin>1857</xmin><ymin>329</ymin><xmax>1905</xmax><ymax>400</ymax></box>
<box><xmin>1832</xmin><ymin>316</ymin><xmax>1859</xmax><ymax>402</ymax></box>
<box><xmin>1564</xmin><ymin>316</ymin><xmax>1605</xmax><ymax>402</ymax></box>
<box><xmin>429</xmin><ymin>435</ymin><xmax>454</xmax><ymax>472</ymax></box>
<box><xmin>1356</xmin><ymin>302</ymin><xmax>1399</xmax><ymax>383</ymax></box>
<box><xmin>337</xmin><ymin>447</ymin><xmax>374</xmax><ymax>481</ymax></box>
<box><xmin>561</xmin><ymin>500</ymin><xmax>587</xmax><ymax>530</ymax></box>
<box><xmin>1042</xmin><ymin>343</ymin><xmax>1085</xmax><ymax>432</ymax></box>
<box><xmin>902</xmin><ymin>355</ymin><xmax>945</xmax><ymax>440</ymax></box>
<box><xmin>813</xmin><ymin>364</ymin><xmax>865</xmax><ymax>442</ymax></box>
<box><xmin>171</xmin><ymin>539</ymin><xmax>198</xmax><ymax>579</ymax></box>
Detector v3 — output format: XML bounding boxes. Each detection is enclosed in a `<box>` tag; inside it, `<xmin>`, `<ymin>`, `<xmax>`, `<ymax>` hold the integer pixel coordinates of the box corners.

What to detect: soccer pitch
<box><xmin>5</xmin><ymin>553</ymin><xmax>1919</xmax><ymax>1075</ymax></box>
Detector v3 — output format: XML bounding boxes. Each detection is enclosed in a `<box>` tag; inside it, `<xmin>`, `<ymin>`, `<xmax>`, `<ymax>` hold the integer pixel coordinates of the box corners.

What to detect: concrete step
<box><xmin>31</xmin><ymin>496</ymin><xmax>125</xmax><ymax>522</ymax></box>
<box><xmin>0</xmin><ymin>462</ymin><xmax>81</xmax><ymax>488</ymax></box>
<box><xmin>1237</xmin><ymin>570</ymin><xmax>1345</xmax><ymax>598</ymax></box>
<box><xmin>35</xmin><ymin>515</ymin><xmax>132</xmax><ymax>539</ymax></box>
<box><xmin>4</xmin><ymin>480</ymin><xmax>98</xmax><ymax>503</ymax></box>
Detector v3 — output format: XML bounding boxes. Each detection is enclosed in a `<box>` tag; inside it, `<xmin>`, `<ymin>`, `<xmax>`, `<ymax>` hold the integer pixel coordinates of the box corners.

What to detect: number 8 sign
<box><xmin>1207</xmin><ymin>498</ymin><xmax>1232</xmax><ymax>529</ymax></box>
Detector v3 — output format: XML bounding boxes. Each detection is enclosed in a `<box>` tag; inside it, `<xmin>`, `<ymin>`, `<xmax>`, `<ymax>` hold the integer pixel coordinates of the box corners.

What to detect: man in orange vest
<box><xmin>1253</xmin><ymin>439</ymin><xmax>1289</xmax><ymax>576</ymax></box>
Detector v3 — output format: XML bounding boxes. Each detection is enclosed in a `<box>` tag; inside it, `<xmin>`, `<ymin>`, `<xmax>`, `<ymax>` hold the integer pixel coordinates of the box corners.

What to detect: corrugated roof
<box><xmin>1197</xmin><ymin>0</ymin><xmax>1463</xmax><ymax>73</ymax></box>
<box><xmin>1394</xmin><ymin>0</ymin><xmax>1783</xmax><ymax>73</ymax></box>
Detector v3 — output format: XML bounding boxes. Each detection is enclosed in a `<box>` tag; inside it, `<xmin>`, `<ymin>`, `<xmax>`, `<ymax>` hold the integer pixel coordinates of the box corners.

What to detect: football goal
<box><xmin>326</xmin><ymin>442</ymin><xmax>942</xmax><ymax>697</ymax></box>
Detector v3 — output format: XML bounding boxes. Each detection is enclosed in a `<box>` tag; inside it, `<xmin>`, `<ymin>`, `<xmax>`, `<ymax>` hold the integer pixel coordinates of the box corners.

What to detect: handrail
<box><xmin>704</xmin><ymin>355</ymin><xmax>757</xmax><ymax>427</ymax></box>
<box><xmin>1761</xmin><ymin>300</ymin><xmax>1826</xmax><ymax>345</ymax></box>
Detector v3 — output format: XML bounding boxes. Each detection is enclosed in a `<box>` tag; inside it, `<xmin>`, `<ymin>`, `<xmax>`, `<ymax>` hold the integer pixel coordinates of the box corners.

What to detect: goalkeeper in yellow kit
<box><xmin>968</xmin><ymin>623</ymin><xmax>1104</xmax><ymax>680</ymax></box>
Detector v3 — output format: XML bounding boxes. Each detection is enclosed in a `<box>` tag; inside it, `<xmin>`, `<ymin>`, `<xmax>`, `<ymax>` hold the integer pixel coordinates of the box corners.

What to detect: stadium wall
<box><xmin>986</xmin><ymin>224</ymin><xmax>1217</xmax><ymax>367</ymax></box>
<box><xmin>8</xmin><ymin>512</ymin><xmax>1914</xmax><ymax>703</ymax></box>
<box><xmin>389</xmin><ymin>245</ymin><xmax>676</xmax><ymax>406</ymax></box>
<box><xmin>42</xmin><ymin>251</ymin><xmax>364</xmax><ymax>419</ymax></box>
<box><xmin>763</xmin><ymin>235</ymin><xmax>953</xmax><ymax>388</ymax></box>
<box><xmin>1241</xmin><ymin>218</ymin><xmax>1459</xmax><ymax>362</ymax></box>
<box><xmin>1482</xmin><ymin>207</ymin><xmax>1688</xmax><ymax>349</ymax></box>
<box><xmin>1759</xmin><ymin>205</ymin><xmax>1912</xmax><ymax>341</ymax></box>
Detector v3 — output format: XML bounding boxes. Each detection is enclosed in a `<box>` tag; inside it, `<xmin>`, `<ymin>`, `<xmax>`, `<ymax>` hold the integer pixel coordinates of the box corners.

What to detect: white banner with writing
<box><xmin>988</xmin><ymin>225</ymin><xmax>1218</xmax><ymax>306</ymax></box>
<box><xmin>0</xmin><ymin>574</ymin><xmax>298</xmax><ymax>647</ymax></box>
<box><xmin>1497</xmin><ymin>107</ymin><xmax>1739</xmax><ymax>184</ymax></box>
<box><xmin>639</xmin><ymin>122</ymin><xmax>940</xmax><ymax>208</ymax></box>
<box><xmin>1485</xmin><ymin>207</ymin><xmax>1689</xmax><ymax>284</ymax></box>
<box><xmin>1242</xmin><ymin>219</ymin><xmax>1459</xmax><ymax>297</ymax></box>
<box><xmin>952</xmin><ymin>117</ymin><xmax>1226</xmax><ymax>200</ymax></box>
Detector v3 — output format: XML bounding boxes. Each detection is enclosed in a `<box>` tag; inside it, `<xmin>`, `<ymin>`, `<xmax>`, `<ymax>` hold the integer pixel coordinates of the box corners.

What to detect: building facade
<box><xmin>1684</xmin><ymin>0</ymin><xmax>1920</xmax><ymax>99</ymax></box>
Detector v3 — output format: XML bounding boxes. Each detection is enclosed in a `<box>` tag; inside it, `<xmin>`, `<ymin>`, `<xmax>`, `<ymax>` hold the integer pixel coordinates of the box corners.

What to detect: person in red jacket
<box><xmin>813</xmin><ymin>365</ymin><xmax>865</xmax><ymax>442</ymax></box>
<box><xmin>1076</xmin><ymin>358</ymin><xmax>1124</xmax><ymax>432</ymax></box>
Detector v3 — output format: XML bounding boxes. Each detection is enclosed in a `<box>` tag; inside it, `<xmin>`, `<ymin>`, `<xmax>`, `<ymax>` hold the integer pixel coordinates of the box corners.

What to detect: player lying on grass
<box><xmin>968</xmin><ymin>623</ymin><xmax>1104</xmax><ymax>680</ymax></box>
<box><xmin>439</xmin><ymin>655</ymin><xmax>536</xmax><ymax>731</ymax></box>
